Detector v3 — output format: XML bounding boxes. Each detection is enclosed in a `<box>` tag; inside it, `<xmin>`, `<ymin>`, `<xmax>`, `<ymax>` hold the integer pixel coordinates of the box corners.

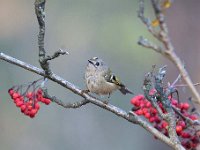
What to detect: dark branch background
<box><xmin>0</xmin><ymin>0</ymin><xmax>200</xmax><ymax>150</ymax></box>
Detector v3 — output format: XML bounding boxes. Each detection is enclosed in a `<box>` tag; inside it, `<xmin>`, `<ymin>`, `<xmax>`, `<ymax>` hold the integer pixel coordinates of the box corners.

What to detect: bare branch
<box><xmin>0</xmin><ymin>52</ymin><xmax>45</xmax><ymax>76</ymax></box>
<box><xmin>175</xmin><ymin>83</ymin><xmax>200</xmax><ymax>88</ymax></box>
<box><xmin>138</xmin><ymin>36</ymin><xmax>164</xmax><ymax>53</ymax></box>
<box><xmin>138</xmin><ymin>0</ymin><xmax>160</xmax><ymax>40</ymax></box>
<box><xmin>45</xmin><ymin>49</ymin><xmax>69</xmax><ymax>61</ymax></box>
<box><xmin>35</xmin><ymin>0</ymin><xmax>69</xmax><ymax>76</ymax></box>
<box><xmin>35</xmin><ymin>0</ymin><xmax>50</xmax><ymax>74</ymax></box>
<box><xmin>42</xmin><ymin>87</ymin><xmax>90</xmax><ymax>109</ymax></box>
<box><xmin>170</xmin><ymin>74</ymin><xmax>181</xmax><ymax>88</ymax></box>
<box><xmin>138</xmin><ymin>0</ymin><xmax>200</xmax><ymax>105</ymax></box>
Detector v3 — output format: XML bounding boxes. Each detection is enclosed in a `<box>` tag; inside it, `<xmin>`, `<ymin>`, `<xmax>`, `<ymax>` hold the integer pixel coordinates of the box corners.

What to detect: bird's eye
<box><xmin>96</xmin><ymin>62</ymin><xmax>100</xmax><ymax>66</ymax></box>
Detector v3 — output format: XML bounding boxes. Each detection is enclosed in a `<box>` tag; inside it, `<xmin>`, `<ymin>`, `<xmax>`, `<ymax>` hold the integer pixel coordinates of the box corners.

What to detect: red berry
<box><xmin>36</xmin><ymin>95</ymin><xmax>43</xmax><ymax>101</ymax></box>
<box><xmin>161</xmin><ymin>121</ymin><xmax>168</xmax><ymax>129</ymax></box>
<box><xmin>184</xmin><ymin>142</ymin><xmax>192</xmax><ymax>149</ymax></box>
<box><xmin>26</xmin><ymin>92</ymin><xmax>33</xmax><ymax>98</ymax></box>
<box><xmin>177</xmin><ymin>120</ymin><xmax>186</xmax><ymax>129</ymax></box>
<box><xmin>181</xmin><ymin>132</ymin><xmax>191</xmax><ymax>138</ymax></box>
<box><xmin>176</xmin><ymin>125</ymin><xmax>183</xmax><ymax>134</ymax></box>
<box><xmin>16</xmin><ymin>101</ymin><xmax>23</xmax><ymax>107</ymax></box>
<box><xmin>131</xmin><ymin>98</ymin><xmax>139</xmax><ymax>106</ymax></box>
<box><xmin>191</xmin><ymin>143</ymin><xmax>197</xmax><ymax>148</ymax></box>
<box><xmin>183</xmin><ymin>112</ymin><xmax>189</xmax><ymax>117</ymax></box>
<box><xmin>130</xmin><ymin>95</ymin><xmax>144</xmax><ymax>106</ymax></box>
<box><xmin>12</xmin><ymin>92</ymin><xmax>20</xmax><ymax>99</ymax></box>
<box><xmin>182</xmin><ymin>103</ymin><xmax>190</xmax><ymax>110</ymax></box>
<box><xmin>24</xmin><ymin>110</ymin><xmax>30</xmax><ymax>116</ymax></box>
<box><xmin>20</xmin><ymin>104</ymin><xmax>26</xmax><ymax>112</ymax></box>
<box><xmin>30</xmin><ymin>115</ymin><xmax>35</xmax><ymax>118</ymax></box>
<box><xmin>181</xmin><ymin>141</ymin><xmax>187</xmax><ymax>147</ymax></box>
<box><xmin>145</xmin><ymin>101</ymin><xmax>152</xmax><ymax>108</ymax></box>
<box><xmin>149</xmin><ymin>117</ymin><xmax>155</xmax><ymax>123</ymax></box>
<box><xmin>189</xmin><ymin>115</ymin><xmax>198</xmax><ymax>120</ymax></box>
<box><xmin>29</xmin><ymin>109</ymin><xmax>38</xmax><ymax>118</ymax></box>
<box><xmin>171</xmin><ymin>99</ymin><xmax>178</xmax><ymax>106</ymax></box>
<box><xmin>19</xmin><ymin>97</ymin><xmax>24</xmax><ymax>102</ymax></box>
<box><xmin>144</xmin><ymin>112</ymin><xmax>151</xmax><ymax>119</ymax></box>
<box><xmin>149</xmin><ymin>89</ymin><xmax>156</xmax><ymax>95</ymax></box>
<box><xmin>191</xmin><ymin>136</ymin><xmax>199</xmax><ymax>143</ymax></box>
<box><xmin>158</xmin><ymin>103</ymin><xmax>163</xmax><ymax>109</ymax></box>
<box><xmin>27</xmin><ymin>105</ymin><xmax>33</xmax><ymax>111</ymax></box>
<box><xmin>139</xmin><ymin>101</ymin><xmax>145</xmax><ymax>108</ymax></box>
<box><xmin>43</xmin><ymin>98</ymin><xmax>51</xmax><ymax>105</ymax></box>
<box><xmin>8</xmin><ymin>89</ymin><xmax>14</xmax><ymax>96</ymax></box>
<box><xmin>37</xmin><ymin>88</ymin><xmax>43</xmax><ymax>95</ymax></box>
<box><xmin>28</xmin><ymin>100</ymin><xmax>33</xmax><ymax>105</ymax></box>
<box><xmin>34</xmin><ymin>103</ymin><xmax>40</xmax><ymax>110</ymax></box>
<box><xmin>30</xmin><ymin>109</ymin><xmax>38</xmax><ymax>115</ymax></box>
<box><xmin>154</xmin><ymin>116</ymin><xmax>161</xmax><ymax>123</ymax></box>
<box><xmin>179</xmin><ymin>103</ymin><xmax>185</xmax><ymax>110</ymax></box>
<box><xmin>131</xmin><ymin>97</ymin><xmax>140</xmax><ymax>107</ymax></box>
<box><xmin>142</xmin><ymin>108</ymin><xmax>148</xmax><ymax>114</ymax></box>
<box><xmin>150</xmin><ymin>108</ymin><xmax>157</xmax><ymax>115</ymax></box>
<box><xmin>14</xmin><ymin>98</ymin><xmax>21</xmax><ymax>103</ymax></box>
<box><xmin>135</xmin><ymin>109</ymin><xmax>143</xmax><ymax>115</ymax></box>
<box><xmin>39</xmin><ymin>97</ymin><xmax>45</xmax><ymax>103</ymax></box>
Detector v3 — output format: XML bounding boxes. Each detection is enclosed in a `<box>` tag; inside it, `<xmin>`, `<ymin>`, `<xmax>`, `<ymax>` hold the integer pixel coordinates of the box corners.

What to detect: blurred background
<box><xmin>0</xmin><ymin>0</ymin><xmax>200</xmax><ymax>150</ymax></box>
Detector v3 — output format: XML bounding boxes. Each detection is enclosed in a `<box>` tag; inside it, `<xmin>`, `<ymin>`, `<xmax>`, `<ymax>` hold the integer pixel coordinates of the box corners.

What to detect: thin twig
<box><xmin>138</xmin><ymin>36</ymin><xmax>164</xmax><ymax>53</ymax></box>
<box><xmin>170</xmin><ymin>74</ymin><xmax>181</xmax><ymax>88</ymax></box>
<box><xmin>175</xmin><ymin>83</ymin><xmax>200</xmax><ymax>88</ymax></box>
<box><xmin>138</xmin><ymin>0</ymin><xmax>160</xmax><ymax>40</ymax></box>
<box><xmin>42</xmin><ymin>87</ymin><xmax>90</xmax><ymax>108</ymax></box>
<box><xmin>45</xmin><ymin>49</ymin><xmax>69</xmax><ymax>61</ymax></box>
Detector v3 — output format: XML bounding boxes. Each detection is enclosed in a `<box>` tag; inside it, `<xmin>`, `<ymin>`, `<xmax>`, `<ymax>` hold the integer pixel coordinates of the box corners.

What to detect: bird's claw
<box><xmin>81</xmin><ymin>89</ymin><xmax>90</xmax><ymax>94</ymax></box>
<box><xmin>103</xmin><ymin>100</ymin><xmax>109</xmax><ymax>104</ymax></box>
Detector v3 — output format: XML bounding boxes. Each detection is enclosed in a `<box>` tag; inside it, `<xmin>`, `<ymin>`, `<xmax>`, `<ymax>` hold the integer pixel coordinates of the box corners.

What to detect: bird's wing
<box><xmin>104</xmin><ymin>69</ymin><xmax>123</xmax><ymax>87</ymax></box>
<box><xmin>104</xmin><ymin>69</ymin><xmax>133</xmax><ymax>95</ymax></box>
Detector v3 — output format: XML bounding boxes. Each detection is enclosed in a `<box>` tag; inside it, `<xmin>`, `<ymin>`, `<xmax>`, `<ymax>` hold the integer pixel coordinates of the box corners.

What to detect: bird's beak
<box><xmin>88</xmin><ymin>59</ymin><xmax>97</xmax><ymax>68</ymax></box>
<box><xmin>88</xmin><ymin>59</ymin><xmax>93</xmax><ymax>64</ymax></box>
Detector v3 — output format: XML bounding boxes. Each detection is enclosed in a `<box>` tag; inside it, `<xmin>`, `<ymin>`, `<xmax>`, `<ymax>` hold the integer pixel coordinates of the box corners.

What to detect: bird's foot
<box><xmin>108</xmin><ymin>93</ymin><xmax>111</xmax><ymax>98</ymax></box>
<box><xmin>102</xmin><ymin>99</ymin><xmax>109</xmax><ymax>104</ymax></box>
<box><xmin>81</xmin><ymin>89</ymin><xmax>90</xmax><ymax>94</ymax></box>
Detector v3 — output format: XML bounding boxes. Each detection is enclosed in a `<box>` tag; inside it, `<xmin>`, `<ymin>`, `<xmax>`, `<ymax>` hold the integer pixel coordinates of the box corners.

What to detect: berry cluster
<box><xmin>8</xmin><ymin>88</ymin><xmax>51</xmax><ymax>118</ymax></box>
<box><xmin>131</xmin><ymin>94</ymin><xmax>200</xmax><ymax>149</ymax></box>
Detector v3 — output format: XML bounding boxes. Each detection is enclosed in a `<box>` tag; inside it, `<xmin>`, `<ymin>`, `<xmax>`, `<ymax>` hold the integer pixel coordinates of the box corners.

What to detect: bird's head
<box><xmin>88</xmin><ymin>57</ymin><xmax>106</xmax><ymax>70</ymax></box>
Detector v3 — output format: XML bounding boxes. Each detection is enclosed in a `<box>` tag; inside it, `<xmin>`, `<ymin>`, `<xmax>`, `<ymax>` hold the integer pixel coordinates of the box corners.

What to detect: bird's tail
<box><xmin>119</xmin><ymin>85</ymin><xmax>133</xmax><ymax>95</ymax></box>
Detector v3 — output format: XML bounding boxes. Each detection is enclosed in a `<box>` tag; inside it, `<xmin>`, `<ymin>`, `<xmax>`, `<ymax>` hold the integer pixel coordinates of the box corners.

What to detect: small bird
<box><xmin>85</xmin><ymin>57</ymin><xmax>133</xmax><ymax>98</ymax></box>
